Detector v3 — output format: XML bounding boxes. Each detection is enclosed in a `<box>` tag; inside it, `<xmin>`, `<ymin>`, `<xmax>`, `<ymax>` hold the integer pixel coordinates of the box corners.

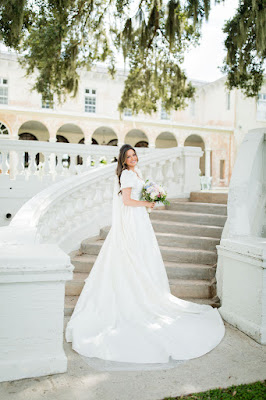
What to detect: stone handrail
<box><xmin>0</xmin><ymin>145</ymin><xmax>202</xmax><ymax>253</ymax></box>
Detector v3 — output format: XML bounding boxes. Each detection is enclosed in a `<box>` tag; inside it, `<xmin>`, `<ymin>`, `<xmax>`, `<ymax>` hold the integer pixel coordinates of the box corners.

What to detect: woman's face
<box><xmin>125</xmin><ymin>149</ymin><xmax>138</xmax><ymax>168</ymax></box>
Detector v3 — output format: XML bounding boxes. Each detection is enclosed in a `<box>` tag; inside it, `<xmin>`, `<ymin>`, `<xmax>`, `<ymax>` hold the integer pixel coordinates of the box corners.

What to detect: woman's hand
<box><xmin>146</xmin><ymin>201</ymin><xmax>155</xmax><ymax>209</ymax></box>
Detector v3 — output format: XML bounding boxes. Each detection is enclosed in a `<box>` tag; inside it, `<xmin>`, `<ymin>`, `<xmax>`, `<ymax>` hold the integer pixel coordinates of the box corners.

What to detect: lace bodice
<box><xmin>120</xmin><ymin>167</ymin><xmax>145</xmax><ymax>201</ymax></box>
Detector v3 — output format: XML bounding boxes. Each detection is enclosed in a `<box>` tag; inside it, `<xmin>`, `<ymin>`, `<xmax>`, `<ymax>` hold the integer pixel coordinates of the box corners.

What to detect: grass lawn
<box><xmin>162</xmin><ymin>379</ymin><xmax>266</xmax><ymax>399</ymax></box>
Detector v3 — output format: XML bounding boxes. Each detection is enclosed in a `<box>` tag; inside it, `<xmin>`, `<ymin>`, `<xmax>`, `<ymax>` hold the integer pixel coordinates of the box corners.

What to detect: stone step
<box><xmin>98</xmin><ymin>226</ymin><xmax>220</xmax><ymax>251</ymax></box>
<box><xmin>165</xmin><ymin>261</ymin><xmax>216</xmax><ymax>280</ymax></box>
<box><xmin>71</xmin><ymin>252</ymin><xmax>216</xmax><ymax>280</ymax></box>
<box><xmin>180</xmin><ymin>297</ymin><xmax>221</xmax><ymax>308</ymax></box>
<box><xmin>150</xmin><ymin>209</ymin><xmax>227</xmax><ymax>227</ymax></box>
<box><xmin>80</xmin><ymin>237</ymin><xmax>217</xmax><ymax>265</ymax></box>
<box><xmin>166</xmin><ymin>201</ymin><xmax>227</xmax><ymax>216</ymax></box>
<box><xmin>66</xmin><ymin>270</ymin><xmax>216</xmax><ymax>298</ymax></box>
<box><xmin>65</xmin><ymin>295</ymin><xmax>79</xmax><ymax>316</ymax></box>
<box><xmin>156</xmin><ymin>232</ymin><xmax>219</xmax><ymax>251</ymax></box>
<box><xmin>151</xmin><ymin>219</ymin><xmax>223</xmax><ymax>238</ymax></box>
<box><xmin>190</xmin><ymin>191</ymin><xmax>228</xmax><ymax>204</ymax></box>
<box><xmin>64</xmin><ymin>288</ymin><xmax>220</xmax><ymax>316</ymax></box>
<box><xmin>65</xmin><ymin>272</ymin><xmax>88</xmax><ymax>296</ymax></box>
<box><xmin>169</xmin><ymin>278</ymin><xmax>215</xmax><ymax>298</ymax></box>
<box><xmin>80</xmin><ymin>236</ymin><xmax>104</xmax><ymax>255</ymax></box>
<box><xmin>71</xmin><ymin>253</ymin><xmax>97</xmax><ymax>273</ymax></box>
<box><xmin>160</xmin><ymin>246</ymin><xmax>217</xmax><ymax>265</ymax></box>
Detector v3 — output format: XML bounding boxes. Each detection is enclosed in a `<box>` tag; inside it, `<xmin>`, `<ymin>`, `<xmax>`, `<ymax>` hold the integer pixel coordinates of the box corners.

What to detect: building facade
<box><xmin>0</xmin><ymin>51</ymin><xmax>266</xmax><ymax>187</ymax></box>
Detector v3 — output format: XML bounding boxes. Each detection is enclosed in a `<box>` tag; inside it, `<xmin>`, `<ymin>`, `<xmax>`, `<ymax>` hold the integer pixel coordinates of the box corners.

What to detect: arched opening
<box><xmin>184</xmin><ymin>134</ymin><xmax>205</xmax><ymax>175</ymax></box>
<box><xmin>19</xmin><ymin>132</ymin><xmax>40</xmax><ymax>168</ymax></box>
<box><xmin>57</xmin><ymin>124</ymin><xmax>84</xmax><ymax>144</ymax></box>
<box><xmin>92</xmin><ymin>127</ymin><xmax>118</xmax><ymax>146</ymax></box>
<box><xmin>125</xmin><ymin>129</ymin><xmax>149</xmax><ymax>147</ymax></box>
<box><xmin>155</xmin><ymin>132</ymin><xmax>178</xmax><ymax>148</ymax></box>
<box><xmin>18</xmin><ymin>121</ymin><xmax>49</xmax><ymax>142</ymax></box>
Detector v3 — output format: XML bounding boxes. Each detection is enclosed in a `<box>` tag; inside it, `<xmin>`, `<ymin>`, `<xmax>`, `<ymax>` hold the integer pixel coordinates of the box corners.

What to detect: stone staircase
<box><xmin>65</xmin><ymin>191</ymin><xmax>228</xmax><ymax>316</ymax></box>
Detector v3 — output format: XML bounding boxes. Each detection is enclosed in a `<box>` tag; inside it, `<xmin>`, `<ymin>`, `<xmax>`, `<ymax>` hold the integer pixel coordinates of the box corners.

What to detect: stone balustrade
<box><xmin>3</xmin><ymin>146</ymin><xmax>203</xmax><ymax>252</ymax></box>
<box><xmin>0</xmin><ymin>139</ymin><xmax>153</xmax><ymax>181</ymax></box>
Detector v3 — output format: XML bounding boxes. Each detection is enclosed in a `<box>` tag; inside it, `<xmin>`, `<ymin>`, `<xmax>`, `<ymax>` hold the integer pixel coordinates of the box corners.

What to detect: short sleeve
<box><xmin>120</xmin><ymin>169</ymin><xmax>135</xmax><ymax>189</ymax></box>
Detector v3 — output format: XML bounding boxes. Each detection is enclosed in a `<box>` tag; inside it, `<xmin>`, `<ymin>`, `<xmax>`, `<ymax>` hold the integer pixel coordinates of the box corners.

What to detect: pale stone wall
<box><xmin>1</xmin><ymin>51</ymin><xmax>265</xmax><ymax>187</ymax></box>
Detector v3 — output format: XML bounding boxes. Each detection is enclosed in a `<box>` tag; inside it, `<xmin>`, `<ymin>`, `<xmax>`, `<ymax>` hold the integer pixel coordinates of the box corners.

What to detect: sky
<box><xmin>182</xmin><ymin>0</ymin><xmax>239</xmax><ymax>82</ymax></box>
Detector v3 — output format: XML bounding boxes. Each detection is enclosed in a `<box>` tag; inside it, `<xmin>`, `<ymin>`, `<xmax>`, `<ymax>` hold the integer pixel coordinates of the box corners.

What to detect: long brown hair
<box><xmin>116</xmin><ymin>144</ymin><xmax>139</xmax><ymax>195</ymax></box>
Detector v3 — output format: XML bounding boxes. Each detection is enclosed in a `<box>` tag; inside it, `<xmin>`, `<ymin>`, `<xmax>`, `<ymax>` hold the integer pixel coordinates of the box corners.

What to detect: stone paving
<box><xmin>1</xmin><ymin>316</ymin><xmax>266</xmax><ymax>400</ymax></box>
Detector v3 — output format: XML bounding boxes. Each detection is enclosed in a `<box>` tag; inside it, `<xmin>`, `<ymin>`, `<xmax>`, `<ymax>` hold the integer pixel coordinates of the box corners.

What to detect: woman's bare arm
<box><xmin>122</xmin><ymin>187</ymin><xmax>154</xmax><ymax>208</ymax></box>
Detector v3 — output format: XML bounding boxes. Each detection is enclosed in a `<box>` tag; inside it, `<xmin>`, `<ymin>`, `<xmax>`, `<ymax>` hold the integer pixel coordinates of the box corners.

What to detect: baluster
<box><xmin>28</xmin><ymin>150</ymin><xmax>38</xmax><ymax>178</ymax></box>
<box><xmin>0</xmin><ymin>151</ymin><xmax>9</xmax><ymax>175</ymax></box>
<box><xmin>17</xmin><ymin>151</ymin><xmax>26</xmax><ymax>176</ymax></box>
<box><xmin>85</xmin><ymin>187</ymin><xmax>94</xmax><ymax>210</ymax></box>
<box><xmin>68</xmin><ymin>153</ymin><xmax>76</xmax><ymax>175</ymax></box>
<box><xmin>55</xmin><ymin>153</ymin><xmax>64</xmax><ymax>176</ymax></box>
<box><xmin>103</xmin><ymin>178</ymin><xmax>112</xmax><ymax>203</ymax></box>
<box><xmin>148</xmin><ymin>163</ymin><xmax>156</xmax><ymax>182</ymax></box>
<box><xmin>165</xmin><ymin>159</ymin><xmax>175</xmax><ymax>190</ymax></box>
<box><xmin>176</xmin><ymin>157</ymin><xmax>185</xmax><ymax>193</ymax></box>
<box><xmin>93</xmin><ymin>182</ymin><xmax>102</xmax><ymax>212</ymax></box>
<box><xmin>82</xmin><ymin>154</ymin><xmax>91</xmax><ymax>171</ymax></box>
<box><xmin>49</xmin><ymin>152</ymin><xmax>57</xmax><ymax>179</ymax></box>
<box><xmin>94</xmin><ymin>157</ymin><xmax>100</xmax><ymax>168</ymax></box>
<box><xmin>42</xmin><ymin>152</ymin><xmax>51</xmax><ymax>176</ymax></box>
<box><xmin>8</xmin><ymin>150</ymin><xmax>18</xmax><ymax>179</ymax></box>
<box><xmin>155</xmin><ymin>161</ymin><xmax>164</xmax><ymax>186</ymax></box>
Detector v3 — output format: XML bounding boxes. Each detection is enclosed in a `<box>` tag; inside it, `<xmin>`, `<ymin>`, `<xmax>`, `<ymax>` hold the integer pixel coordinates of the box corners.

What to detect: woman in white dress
<box><xmin>65</xmin><ymin>144</ymin><xmax>225</xmax><ymax>364</ymax></box>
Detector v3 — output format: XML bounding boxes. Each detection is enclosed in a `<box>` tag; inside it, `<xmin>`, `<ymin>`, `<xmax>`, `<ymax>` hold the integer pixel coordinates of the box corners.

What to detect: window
<box><xmin>0</xmin><ymin>122</ymin><xmax>9</xmax><ymax>135</ymax></box>
<box><xmin>226</xmin><ymin>92</ymin><xmax>230</xmax><ymax>110</ymax></box>
<box><xmin>257</xmin><ymin>93</ymin><xmax>266</xmax><ymax>121</ymax></box>
<box><xmin>161</xmin><ymin>105</ymin><xmax>170</xmax><ymax>120</ymax></box>
<box><xmin>0</xmin><ymin>77</ymin><xmax>8</xmax><ymax>104</ymax></box>
<box><xmin>124</xmin><ymin>108</ymin><xmax>132</xmax><ymax>117</ymax></box>
<box><xmin>41</xmin><ymin>96</ymin><xmax>54</xmax><ymax>109</ymax></box>
<box><xmin>85</xmin><ymin>88</ymin><xmax>96</xmax><ymax>113</ymax></box>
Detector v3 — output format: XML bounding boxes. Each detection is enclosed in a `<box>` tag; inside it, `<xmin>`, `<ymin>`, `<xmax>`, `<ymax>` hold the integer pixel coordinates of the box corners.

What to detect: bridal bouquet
<box><xmin>141</xmin><ymin>179</ymin><xmax>170</xmax><ymax>213</ymax></box>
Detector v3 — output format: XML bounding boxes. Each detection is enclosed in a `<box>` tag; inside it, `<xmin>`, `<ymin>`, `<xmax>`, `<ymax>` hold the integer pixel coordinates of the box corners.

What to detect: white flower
<box><xmin>150</xmin><ymin>192</ymin><xmax>157</xmax><ymax>199</ymax></box>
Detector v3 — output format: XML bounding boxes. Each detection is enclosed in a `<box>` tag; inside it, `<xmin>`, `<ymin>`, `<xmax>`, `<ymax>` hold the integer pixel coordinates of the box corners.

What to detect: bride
<box><xmin>65</xmin><ymin>144</ymin><xmax>225</xmax><ymax>363</ymax></box>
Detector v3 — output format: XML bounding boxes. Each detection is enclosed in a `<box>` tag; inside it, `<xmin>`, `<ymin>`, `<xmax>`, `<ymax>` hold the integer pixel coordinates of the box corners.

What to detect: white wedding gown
<box><xmin>65</xmin><ymin>166</ymin><xmax>225</xmax><ymax>364</ymax></box>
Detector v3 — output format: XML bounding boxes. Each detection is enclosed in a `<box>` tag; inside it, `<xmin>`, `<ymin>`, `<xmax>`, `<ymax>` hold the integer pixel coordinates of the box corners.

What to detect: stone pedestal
<box><xmin>0</xmin><ymin>244</ymin><xmax>73</xmax><ymax>382</ymax></box>
<box><xmin>217</xmin><ymin>237</ymin><xmax>266</xmax><ymax>345</ymax></box>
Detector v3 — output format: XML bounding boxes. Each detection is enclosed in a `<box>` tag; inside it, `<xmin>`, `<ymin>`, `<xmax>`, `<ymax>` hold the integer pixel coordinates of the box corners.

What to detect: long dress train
<box><xmin>65</xmin><ymin>166</ymin><xmax>225</xmax><ymax>364</ymax></box>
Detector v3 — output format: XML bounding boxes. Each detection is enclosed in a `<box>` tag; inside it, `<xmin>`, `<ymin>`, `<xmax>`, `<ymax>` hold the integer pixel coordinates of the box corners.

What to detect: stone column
<box><xmin>205</xmin><ymin>147</ymin><xmax>211</xmax><ymax>177</ymax></box>
<box><xmin>182</xmin><ymin>146</ymin><xmax>203</xmax><ymax>195</ymax></box>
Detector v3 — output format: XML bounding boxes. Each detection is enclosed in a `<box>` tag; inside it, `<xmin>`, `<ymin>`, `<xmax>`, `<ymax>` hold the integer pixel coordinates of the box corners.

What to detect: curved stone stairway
<box><xmin>65</xmin><ymin>191</ymin><xmax>228</xmax><ymax>316</ymax></box>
